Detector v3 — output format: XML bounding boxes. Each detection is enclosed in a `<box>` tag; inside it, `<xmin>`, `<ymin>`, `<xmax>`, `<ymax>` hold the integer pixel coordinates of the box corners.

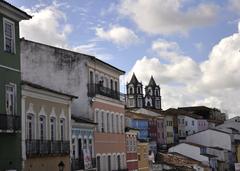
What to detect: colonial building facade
<box><xmin>20</xmin><ymin>39</ymin><xmax>127</xmax><ymax>171</ymax></box>
<box><xmin>21</xmin><ymin>82</ymin><xmax>76</xmax><ymax>171</ymax></box>
<box><xmin>0</xmin><ymin>1</ymin><xmax>30</xmax><ymax>170</ymax></box>
<box><xmin>126</xmin><ymin>74</ymin><xmax>161</xmax><ymax>110</ymax></box>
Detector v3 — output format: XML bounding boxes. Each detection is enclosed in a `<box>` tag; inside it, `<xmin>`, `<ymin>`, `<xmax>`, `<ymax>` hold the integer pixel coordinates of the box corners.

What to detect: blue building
<box><xmin>132</xmin><ymin>119</ymin><xmax>149</xmax><ymax>140</ymax></box>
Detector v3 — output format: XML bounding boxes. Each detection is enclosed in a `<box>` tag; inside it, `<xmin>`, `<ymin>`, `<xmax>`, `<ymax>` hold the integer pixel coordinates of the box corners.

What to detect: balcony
<box><xmin>26</xmin><ymin>140</ymin><xmax>70</xmax><ymax>157</ymax></box>
<box><xmin>0</xmin><ymin>114</ymin><xmax>20</xmax><ymax>131</ymax></box>
<box><xmin>88</xmin><ymin>83</ymin><xmax>124</xmax><ymax>101</ymax></box>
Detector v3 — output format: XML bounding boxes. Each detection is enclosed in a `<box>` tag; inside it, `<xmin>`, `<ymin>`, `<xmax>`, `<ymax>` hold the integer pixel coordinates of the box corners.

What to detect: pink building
<box><xmin>125</xmin><ymin>128</ymin><xmax>138</xmax><ymax>171</ymax></box>
<box><xmin>157</xmin><ymin>117</ymin><xmax>166</xmax><ymax>148</ymax></box>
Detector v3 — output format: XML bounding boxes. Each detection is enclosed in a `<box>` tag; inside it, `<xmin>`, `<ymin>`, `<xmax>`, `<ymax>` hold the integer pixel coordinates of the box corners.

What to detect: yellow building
<box><xmin>165</xmin><ymin>115</ymin><xmax>174</xmax><ymax>144</ymax></box>
<box><xmin>137</xmin><ymin>142</ymin><xmax>149</xmax><ymax>171</ymax></box>
<box><xmin>21</xmin><ymin>81</ymin><xmax>76</xmax><ymax>171</ymax></box>
<box><xmin>237</xmin><ymin>144</ymin><xmax>240</xmax><ymax>163</ymax></box>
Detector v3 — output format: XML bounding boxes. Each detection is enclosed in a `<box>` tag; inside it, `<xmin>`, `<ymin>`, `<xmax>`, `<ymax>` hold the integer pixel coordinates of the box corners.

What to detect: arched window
<box><xmin>116</xmin><ymin>114</ymin><xmax>119</xmax><ymax>133</ymax></box>
<box><xmin>50</xmin><ymin>117</ymin><xmax>56</xmax><ymax>140</ymax></box>
<box><xmin>60</xmin><ymin>118</ymin><xmax>65</xmax><ymax>141</ymax></box>
<box><xmin>39</xmin><ymin>115</ymin><xmax>46</xmax><ymax>140</ymax></box>
<box><xmin>129</xmin><ymin>87</ymin><xmax>133</xmax><ymax>94</ymax></box>
<box><xmin>27</xmin><ymin>114</ymin><xmax>34</xmax><ymax>140</ymax></box>
<box><xmin>117</xmin><ymin>155</ymin><xmax>121</xmax><ymax>169</ymax></box>
<box><xmin>101</xmin><ymin>111</ymin><xmax>105</xmax><ymax>132</ymax></box>
<box><xmin>97</xmin><ymin>155</ymin><xmax>101</xmax><ymax>171</ymax></box>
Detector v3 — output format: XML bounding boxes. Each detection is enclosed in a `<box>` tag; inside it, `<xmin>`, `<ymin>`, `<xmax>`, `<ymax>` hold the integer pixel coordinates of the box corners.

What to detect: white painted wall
<box><xmin>168</xmin><ymin>143</ymin><xmax>209</xmax><ymax>165</ymax></box>
<box><xmin>186</xmin><ymin>129</ymin><xmax>232</xmax><ymax>151</ymax></box>
<box><xmin>21</xmin><ymin>39</ymin><xmax>123</xmax><ymax>120</ymax></box>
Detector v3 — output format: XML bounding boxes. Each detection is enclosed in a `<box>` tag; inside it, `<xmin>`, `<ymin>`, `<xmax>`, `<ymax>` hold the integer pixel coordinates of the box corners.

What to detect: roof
<box><xmin>0</xmin><ymin>0</ymin><xmax>31</xmax><ymax>20</ymax></box>
<box><xmin>159</xmin><ymin>152</ymin><xmax>202</xmax><ymax>169</ymax></box>
<box><xmin>22</xmin><ymin>81</ymin><xmax>78</xmax><ymax>99</ymax></box>
<box><xmin>72</xmin><ymin>116</ymin><xmax>97</xmax><ymax>125</ymax></box>
<box><xmin>20</xmin><ymin>39</ymin><xmax>125</xmax><ymax>75</ymax></box>
<box><xmin>128</xmin><ymin>108</ymin><xmax>163</xmax><ymax>118</ymax></box>
<box><xmin>147</xmin><ymin>76</ymin><xmax>157</xmax><ymax>86</ymax></box>
<box><xmin>129</xmin><ymin>73</ymin><xmax>139</xmax><ymax>85</ymax></box>
<box><xmin>163</xmin><ymin>108</ymin><xmax>203</xmax><ymax>119</ymax></box>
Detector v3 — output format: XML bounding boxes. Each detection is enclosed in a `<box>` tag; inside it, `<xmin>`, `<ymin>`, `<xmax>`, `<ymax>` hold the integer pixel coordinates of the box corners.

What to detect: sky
<box><xmin>8</xmin><ymin>0</ymin><xmax>240</xmax><ymax>117</ymax></box>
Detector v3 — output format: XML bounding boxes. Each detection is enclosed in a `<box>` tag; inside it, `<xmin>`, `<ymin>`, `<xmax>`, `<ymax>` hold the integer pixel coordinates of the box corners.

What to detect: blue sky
<box><xmin>8</xmin><ymin>0</ymin><xmax>240</xmax><ymax>116</ymax></box>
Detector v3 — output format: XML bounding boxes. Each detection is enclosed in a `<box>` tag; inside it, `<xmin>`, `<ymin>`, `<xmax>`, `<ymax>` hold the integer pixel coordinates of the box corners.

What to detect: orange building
<box><xmin>137</xmin><ymin>142</ymin><xmax>149</xmax><ymax>171</ymax></box>
<box><xmin>88</xmin><ymin>60</ymin><xmax>127</xmax><ymax>171</ymax></box>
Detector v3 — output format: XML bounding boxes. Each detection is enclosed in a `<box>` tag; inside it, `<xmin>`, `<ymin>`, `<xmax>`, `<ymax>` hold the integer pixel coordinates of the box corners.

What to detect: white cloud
<box><xmin>128</xmin><ymin>25</ymin><xmax>240</xmax><ymax>117</ymax></box>
<box><xmin>95</xmin><ymin>26</ymin><xmax>139</xmax><ymax>46</ymax></box>
<box><xmin>199</xmin><ymin>31</ymin><xmax>240</xmax><ymax>90</ymax></box>
<box><xmin>20</xmin><ymin>5</ymin><xmax>72</xmax><ymax>48</ymax></box>
<box><xmin>118</xmin><ymin>0</ymin><xmax>219</xmax><ymax>35</ymax></box>
<box><xmin>73</xmin><ymin>43</ymin><xmax>112</xmax><ymax>61</ymax></box>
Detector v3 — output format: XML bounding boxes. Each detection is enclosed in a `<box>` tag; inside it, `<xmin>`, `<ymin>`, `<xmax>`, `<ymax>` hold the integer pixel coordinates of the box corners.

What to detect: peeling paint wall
<box><xmin>21</xmin><ymin>39</ymin><xmax>91</xmax><ymax>119</ymax></box>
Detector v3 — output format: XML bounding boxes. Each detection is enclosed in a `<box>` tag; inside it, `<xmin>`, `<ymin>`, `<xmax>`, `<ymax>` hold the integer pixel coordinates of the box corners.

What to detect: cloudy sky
<box><xmin>9</xmin><ymin>0</ymin><xmax>240</xmax><ymax>117</ymax></box>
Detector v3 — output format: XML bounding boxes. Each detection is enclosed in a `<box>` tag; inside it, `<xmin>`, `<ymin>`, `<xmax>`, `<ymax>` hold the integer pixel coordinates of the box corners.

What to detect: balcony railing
<box><xmin>26</xmin><ymin>140</ymin><xmax>70</xmax><ymax>156</ymax></box>
<box><xmin>0</xmin><ymin>114</ymin><xmax>20</xmax><ymax>131</ymax></box>
<box><xmin>88</xmin><ymin>83</ymin><xmax>124</xmax><ymax>101</ymax></box>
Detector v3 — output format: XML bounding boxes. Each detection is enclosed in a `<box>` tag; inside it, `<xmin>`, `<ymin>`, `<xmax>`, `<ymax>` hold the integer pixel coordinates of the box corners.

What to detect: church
<box><xmin>126</xmin><ymin>73</ymin><xmax>161</xmax><ymax>110</ymax></box>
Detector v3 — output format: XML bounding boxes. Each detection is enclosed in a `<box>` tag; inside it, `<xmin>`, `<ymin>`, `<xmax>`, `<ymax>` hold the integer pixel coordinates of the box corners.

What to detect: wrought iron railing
<box><xmin>88</xmin><ymin>83</ymin><xmax>124</xmax><ymax>101</ymax></box>
<box><xmin>0</xmin><ymin>114</ymin><xmax>20</xmax><ymax>131</ymax></box>
<box><xmin>26</xmin><ymin>140</ymin><xmax>70</xmax><ymax>156</ymax></box>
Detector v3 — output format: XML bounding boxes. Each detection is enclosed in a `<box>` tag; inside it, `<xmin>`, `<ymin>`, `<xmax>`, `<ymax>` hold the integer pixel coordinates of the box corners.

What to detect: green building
<box><xmin>0</xmin><ymin>1</ymin><xmax>31</xmax><ymax>170</ymax></box>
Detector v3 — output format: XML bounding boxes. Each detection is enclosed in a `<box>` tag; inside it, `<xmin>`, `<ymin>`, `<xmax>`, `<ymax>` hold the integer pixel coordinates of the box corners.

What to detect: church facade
<box><xmin>126</xmin><ymin>73</ymin><xmax>161</xmax><ymax>110</ymax></box>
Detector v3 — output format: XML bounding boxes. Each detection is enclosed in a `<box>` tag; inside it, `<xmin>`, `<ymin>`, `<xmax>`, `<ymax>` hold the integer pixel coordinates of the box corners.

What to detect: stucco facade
<box><xmin>22</xmin><ymin>82</ymin><xmax>74</xmax><ymax>171</ymax></box>
<box><xmin>137</xmin><ymin>142</ymin><xmax>149</xmax><ymax>171</ymax></box>
<box><xmin>125</xmin><ymin>129</ymin><xmax>138</xmax><ymax>171</ymax></box>
<box><xmin>0</xmin><ymin>2</ymin><xmax>30</xmax><ymax>170</ymax></box>
<box><xmin>20</xmin><ymin>39</ymin><xmax>127</xmax><ymax>170</ymax></box>
<box><xmin>164</xmin><ymin>115</ymin><xmax>174</xmax><ymax>144</ymax></box>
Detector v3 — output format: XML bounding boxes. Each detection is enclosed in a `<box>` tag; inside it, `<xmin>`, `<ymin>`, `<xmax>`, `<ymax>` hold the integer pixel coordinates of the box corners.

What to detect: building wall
<box><xmin>137</xmin><ymin>143</ymin><xmax>149</xmax><ymax>171</ymax></box>
<box><xmin>21</xmin><ymin>39</ymin><xmax>91</xmax><ymax>119</ymax></box>
<box><xmin>22</xmin><ymin>86</ymin><xmax>72</xmax><ymax>171</ymax></box>
<box><xmin>178</xmin><ymin>115</ymin><xmax>198</xmax><ymax>137</ymax></box>
<box><xmin>169</xmin><ymin>143</ymin><xmax>209</xmax><ymax>165</ymax></box>
<box><xmin>186</xmin><ymin>129</ymin><xmax>232</xmax><ymax>151</ymax></box>
<box><xmin>149</xmin><ymin>118</ymin><xmax>157</xmax><ymax>142</ymax></box>
<box><xmin>165</xmin><ymin>115</ymin><xmax>174</xmax><ymax>144</ymax></box>
<box><xmin>132</xmin><ymin>119</ymin><xmax>148</xmax><ymax>140</ymax></box>
<box><xmin>93</xmin><ymin>100</ymin><xmax>126</xmax><ymax>170</ymax></box>
<box><xmin>126</xmin><ymin>132</ymin><xmax>138</xmax><ymax>171</ymax></box>
<box><xmin>197</xmin><ymin>119</ymin><xmax>209</xmax><ymax>132</ymax></box>
<box><xmin>24</xmin><ymin>96</ymin><xmax>70</xmax><ymax>140</ymax></box>
<box><xmin>237</xmin><ymin>144</ymin><xmax>240</xmax><ymax>163</ymax></box>
<box><xmin>157</xmin><ymin>118</ymin><xmax>166</xmax><ymax>145</ymax></box>
<box><xmin>0</xmin><ymin>12</ymin><xmax>21</xmax><ymax>171</ymax></box>
<box><xmin>24</xmin><ymin>156</ymin><xmax>70</xmax><ymax>171</ymax></box>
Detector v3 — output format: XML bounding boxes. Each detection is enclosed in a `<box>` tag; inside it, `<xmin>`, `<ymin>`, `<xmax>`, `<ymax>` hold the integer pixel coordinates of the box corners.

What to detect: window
<box><xmin>185</xmin><ymin>121</ymin><xmax>188</xmax><ymax>126</ymax></box>
<box><xmin>115</xmin><ymin>81</ymin><xmax>118</xmax><ymax>91</ymax></box>
<box><xmin>39</xmin><ymin>116</ymin><xmax>46</xmax><ymax>140</ymax></box>
<box><xmin>101</xmin><ymin>111</ymin><xmax>104</xmax><ymax>132</ymax></box>
<box><xmin>50</xmin><ymin>117</ymin><xmax>56</xmax><ymax>140</ymax></box>
<box><xmin>60</xmin><ymin>118</ymin><xmax>65</xmax><ymax>141</ymax></box>
<box><xmin>5</xmin><ymin>84</ymin><xmax>16</xmax><ymax>115</ymax></box>
<box><xmin>27</xmin><ymin>114</ymin><xmax>34</xmax><ymax>140</ymax></box>
<box><xmin>129</xmin><ymin>98</ymin><xmax>134</xmax><ymax>107</ymax></box>
<box><xmin>129</xmin><ymin>87</ymin><xmax>134</xmax><ymax>94</ymax></box>
<box><xmin>137</xmin><ymin>98</ymin><xmax>142</xmax><ymax>107</ymax></box>
<box><xmin>192</xmin><ymin>120</ymin><xmax>194</xmax><ymax>126</ymax></box>
<box><xmin>110</xmin><ymin>79</ymin><xmax>113</xmax><ymax>90</ymax></box>
<box><xmin>89</xmin><ymin>71</ymin><xmax>93</xmax><ymax>84</ymax></box>
<box><xmin>3</xmin><ymin>18</ymin><xmax>15</xmax><ymax>53</ymax></box>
